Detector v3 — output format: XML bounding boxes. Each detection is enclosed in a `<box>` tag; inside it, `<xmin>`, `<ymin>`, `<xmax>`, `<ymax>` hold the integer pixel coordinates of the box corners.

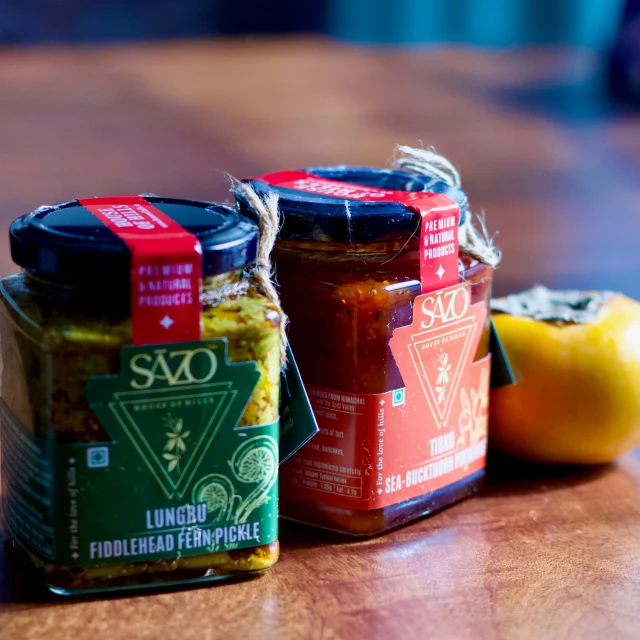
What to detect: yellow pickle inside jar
<box><xmin>0</xmin><ymin>196</ymin><xmax>281</xmax><ymax>595</ymax></box>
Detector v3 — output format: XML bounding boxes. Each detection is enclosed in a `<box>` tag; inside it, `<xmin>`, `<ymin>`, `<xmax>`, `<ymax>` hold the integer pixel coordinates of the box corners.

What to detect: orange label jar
<box><xmin>238</xmin><ymin>165</ymin><xmax>496</xmax><ymax>536</ymax></box>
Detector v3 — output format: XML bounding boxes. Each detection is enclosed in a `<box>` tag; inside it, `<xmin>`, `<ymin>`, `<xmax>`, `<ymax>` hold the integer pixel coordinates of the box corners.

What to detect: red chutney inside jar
<box><xmin>238</xmin><ymin>166</ymin><xmax>495</xmax><ymax>536</ymax></box>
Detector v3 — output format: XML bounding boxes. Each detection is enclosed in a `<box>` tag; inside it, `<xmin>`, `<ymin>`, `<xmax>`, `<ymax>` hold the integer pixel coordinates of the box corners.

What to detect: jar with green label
<box><xmin>0</xmin><ymin>196</ymin><xmax>281</xmax><ymax>595</ymax></box>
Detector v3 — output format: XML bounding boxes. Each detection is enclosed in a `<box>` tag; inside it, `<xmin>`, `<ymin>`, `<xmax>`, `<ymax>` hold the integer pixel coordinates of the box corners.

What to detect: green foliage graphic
<box><xmin>192</xmin><ymin>435</ymin><xmax>278</xmax><ymax>525</ymax></box>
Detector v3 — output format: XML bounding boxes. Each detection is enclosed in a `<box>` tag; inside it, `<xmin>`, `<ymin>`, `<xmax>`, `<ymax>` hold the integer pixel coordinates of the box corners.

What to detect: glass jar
<box><xmin>0</xmin><ymin>197</ymin><xmax>281</xmax><ymax>594</ymax></box>
<box><xmin>238</xmin><ymin>167</ymin><xmax>493</xmax><ymax>536</ymax></box>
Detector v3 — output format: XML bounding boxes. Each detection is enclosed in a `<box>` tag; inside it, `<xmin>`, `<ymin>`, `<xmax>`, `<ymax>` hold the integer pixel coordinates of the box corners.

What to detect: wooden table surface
<box><xmin>1</xmin><ymin>37</ymin><xmax>640</xmax><ymax>640</ymax></box>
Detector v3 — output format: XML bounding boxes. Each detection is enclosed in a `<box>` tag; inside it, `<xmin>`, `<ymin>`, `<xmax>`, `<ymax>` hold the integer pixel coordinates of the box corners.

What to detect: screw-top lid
<box><xmin>237</xmin><ymin>166</ymin><xmax>468</xmax><ymax>243</ymax></box>
<box><xmin>10</xmin><ymin>196</ymin><xmax>258</xmax><ymax>285</ymax></box>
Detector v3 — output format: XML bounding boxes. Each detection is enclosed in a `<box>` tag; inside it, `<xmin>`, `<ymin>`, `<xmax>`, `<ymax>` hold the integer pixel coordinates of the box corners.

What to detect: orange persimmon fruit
<box><xmin>490</xmin><ymin>286</ymin><xmax>640</xmax><ymax>464</ymax></box>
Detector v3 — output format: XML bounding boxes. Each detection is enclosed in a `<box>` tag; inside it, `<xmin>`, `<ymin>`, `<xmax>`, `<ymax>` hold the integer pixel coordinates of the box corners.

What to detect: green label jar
<box><xmin>0</xmin><ymin>196</ymin><xmax>282</xmax><ymax>595</ymax></box>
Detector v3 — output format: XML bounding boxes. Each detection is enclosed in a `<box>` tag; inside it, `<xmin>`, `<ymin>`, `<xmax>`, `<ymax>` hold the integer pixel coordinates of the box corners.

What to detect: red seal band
<box><xmin>79</xmin><ymin>196</ymin><xmax>202</xmax><ymax>345</ymax></box>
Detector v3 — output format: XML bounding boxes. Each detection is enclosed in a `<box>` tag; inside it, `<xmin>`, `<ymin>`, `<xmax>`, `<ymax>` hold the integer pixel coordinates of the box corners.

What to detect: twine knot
<box><xmin>235</xmin><ymin>181</ymin><xmax>289</xmax><ymax>368</ymax></box>
<box><xmin>393</xmin><ymin>145</ymin><xmax>502</xmax><ymax>269</ymax></box>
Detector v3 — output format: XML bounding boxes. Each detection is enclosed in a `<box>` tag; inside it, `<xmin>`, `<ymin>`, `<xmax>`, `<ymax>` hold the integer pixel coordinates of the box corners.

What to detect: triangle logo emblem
<box><xmin>407</xmin><ymin>319</ymin><xmax>476</xmax><ymax>428</ymax></box>
<box><xmin>108</xmin><ymin>384</ymin><xmax>237</xmax><ymax>499</ymax></box>
<box><xmin>84</xmin><ymin>339</ymin><xmax>261</xmax><ymax>501</ymax></box>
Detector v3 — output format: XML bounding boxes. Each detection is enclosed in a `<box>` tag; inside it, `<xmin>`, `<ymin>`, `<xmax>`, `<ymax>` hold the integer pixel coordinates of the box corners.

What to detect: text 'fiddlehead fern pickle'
<box><xmin>0</xmin><ymin>197</ymin><xmax>281</xmax><ymax>595</ymax></box>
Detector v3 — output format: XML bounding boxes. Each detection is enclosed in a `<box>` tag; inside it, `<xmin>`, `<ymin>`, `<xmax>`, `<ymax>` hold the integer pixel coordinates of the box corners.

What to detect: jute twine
<box><xmin>393</xmin><ymin>145</ymin><xmax>502</xmax><ymax>268</ymax></box>
<box><xmin>234</xmin><ymin>181</ymin><xmax>289</xmax><ymax>369</ymax></box>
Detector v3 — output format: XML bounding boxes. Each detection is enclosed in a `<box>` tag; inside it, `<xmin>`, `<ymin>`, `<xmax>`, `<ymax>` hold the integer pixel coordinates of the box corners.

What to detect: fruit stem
<box><xmin>491</xmin><ymin>285</ymin><xmax>616</xmax><ymax>324</ymax></box>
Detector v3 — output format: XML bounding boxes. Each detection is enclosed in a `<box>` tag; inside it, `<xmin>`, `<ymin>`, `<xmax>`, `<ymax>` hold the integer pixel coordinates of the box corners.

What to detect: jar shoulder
<box><xmin>0</xmin><ymin>273</ymin><xmax>280</xmax><ymax>351</ymax></box>
<box><xmin>0</xmin><ymin>273</ymin><xmax>44</xmax><ymax>336</ymax></box>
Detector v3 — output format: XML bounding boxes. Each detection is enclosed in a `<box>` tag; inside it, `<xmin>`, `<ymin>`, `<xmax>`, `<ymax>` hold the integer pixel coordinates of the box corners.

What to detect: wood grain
<box><xmin>1</xmin><ymin>37</ymin><xmax>640</xmax><ymax>640</ymax></box>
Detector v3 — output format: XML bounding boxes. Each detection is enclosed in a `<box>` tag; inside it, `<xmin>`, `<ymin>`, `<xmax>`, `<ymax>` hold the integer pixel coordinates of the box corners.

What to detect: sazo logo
<box><xmin>419</xmin><ymin>285</ymin><xmax>470</xmax><ymax>330</ymax></box>
<box><xmin>129</xmin><ymin>347</ymin><xmax>218</xmax><ymax>390</ymax></box>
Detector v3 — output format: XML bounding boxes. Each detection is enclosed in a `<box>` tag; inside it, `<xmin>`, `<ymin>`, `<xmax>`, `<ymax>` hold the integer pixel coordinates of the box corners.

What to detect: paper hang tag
<box><xmin>279</xmin><ymin>345</ymin><xmax>319</xmax><ymax>464</ymax></box>
<box><xmin>489</xmin><ymin>319</ymin><xmax>516</xmax><ymax>388</ymax></box>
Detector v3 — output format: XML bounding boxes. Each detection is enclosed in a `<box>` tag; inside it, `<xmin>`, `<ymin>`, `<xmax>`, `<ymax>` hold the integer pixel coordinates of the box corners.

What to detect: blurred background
<box><xmin>0</xmin><ymin>0</ymin><xmax>629</xmax><ymax>48</ymax></box>
<box><xmin>0</xmin><ymin>0</ymin><xmax>639</xmax><ymax>297</ymax></box>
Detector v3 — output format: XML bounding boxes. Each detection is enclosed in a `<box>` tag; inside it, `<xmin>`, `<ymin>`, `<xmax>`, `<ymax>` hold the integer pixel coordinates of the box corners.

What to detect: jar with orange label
<box><xmin>238</xmin><ymin>162</ymin><xmax>499</xmax><ymax>536</ymax></box>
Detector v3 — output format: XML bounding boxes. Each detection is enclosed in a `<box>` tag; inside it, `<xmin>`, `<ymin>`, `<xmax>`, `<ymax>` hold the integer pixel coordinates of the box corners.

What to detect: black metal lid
<box><xmin>10</xmin><ymin>196</ymin><xmax>258</xmax><ymax>285</ymax></box>
<box><xmin>237</xmin><ymin>166</ymin><xmax>468</xmax><ymax>243</ymax></box>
